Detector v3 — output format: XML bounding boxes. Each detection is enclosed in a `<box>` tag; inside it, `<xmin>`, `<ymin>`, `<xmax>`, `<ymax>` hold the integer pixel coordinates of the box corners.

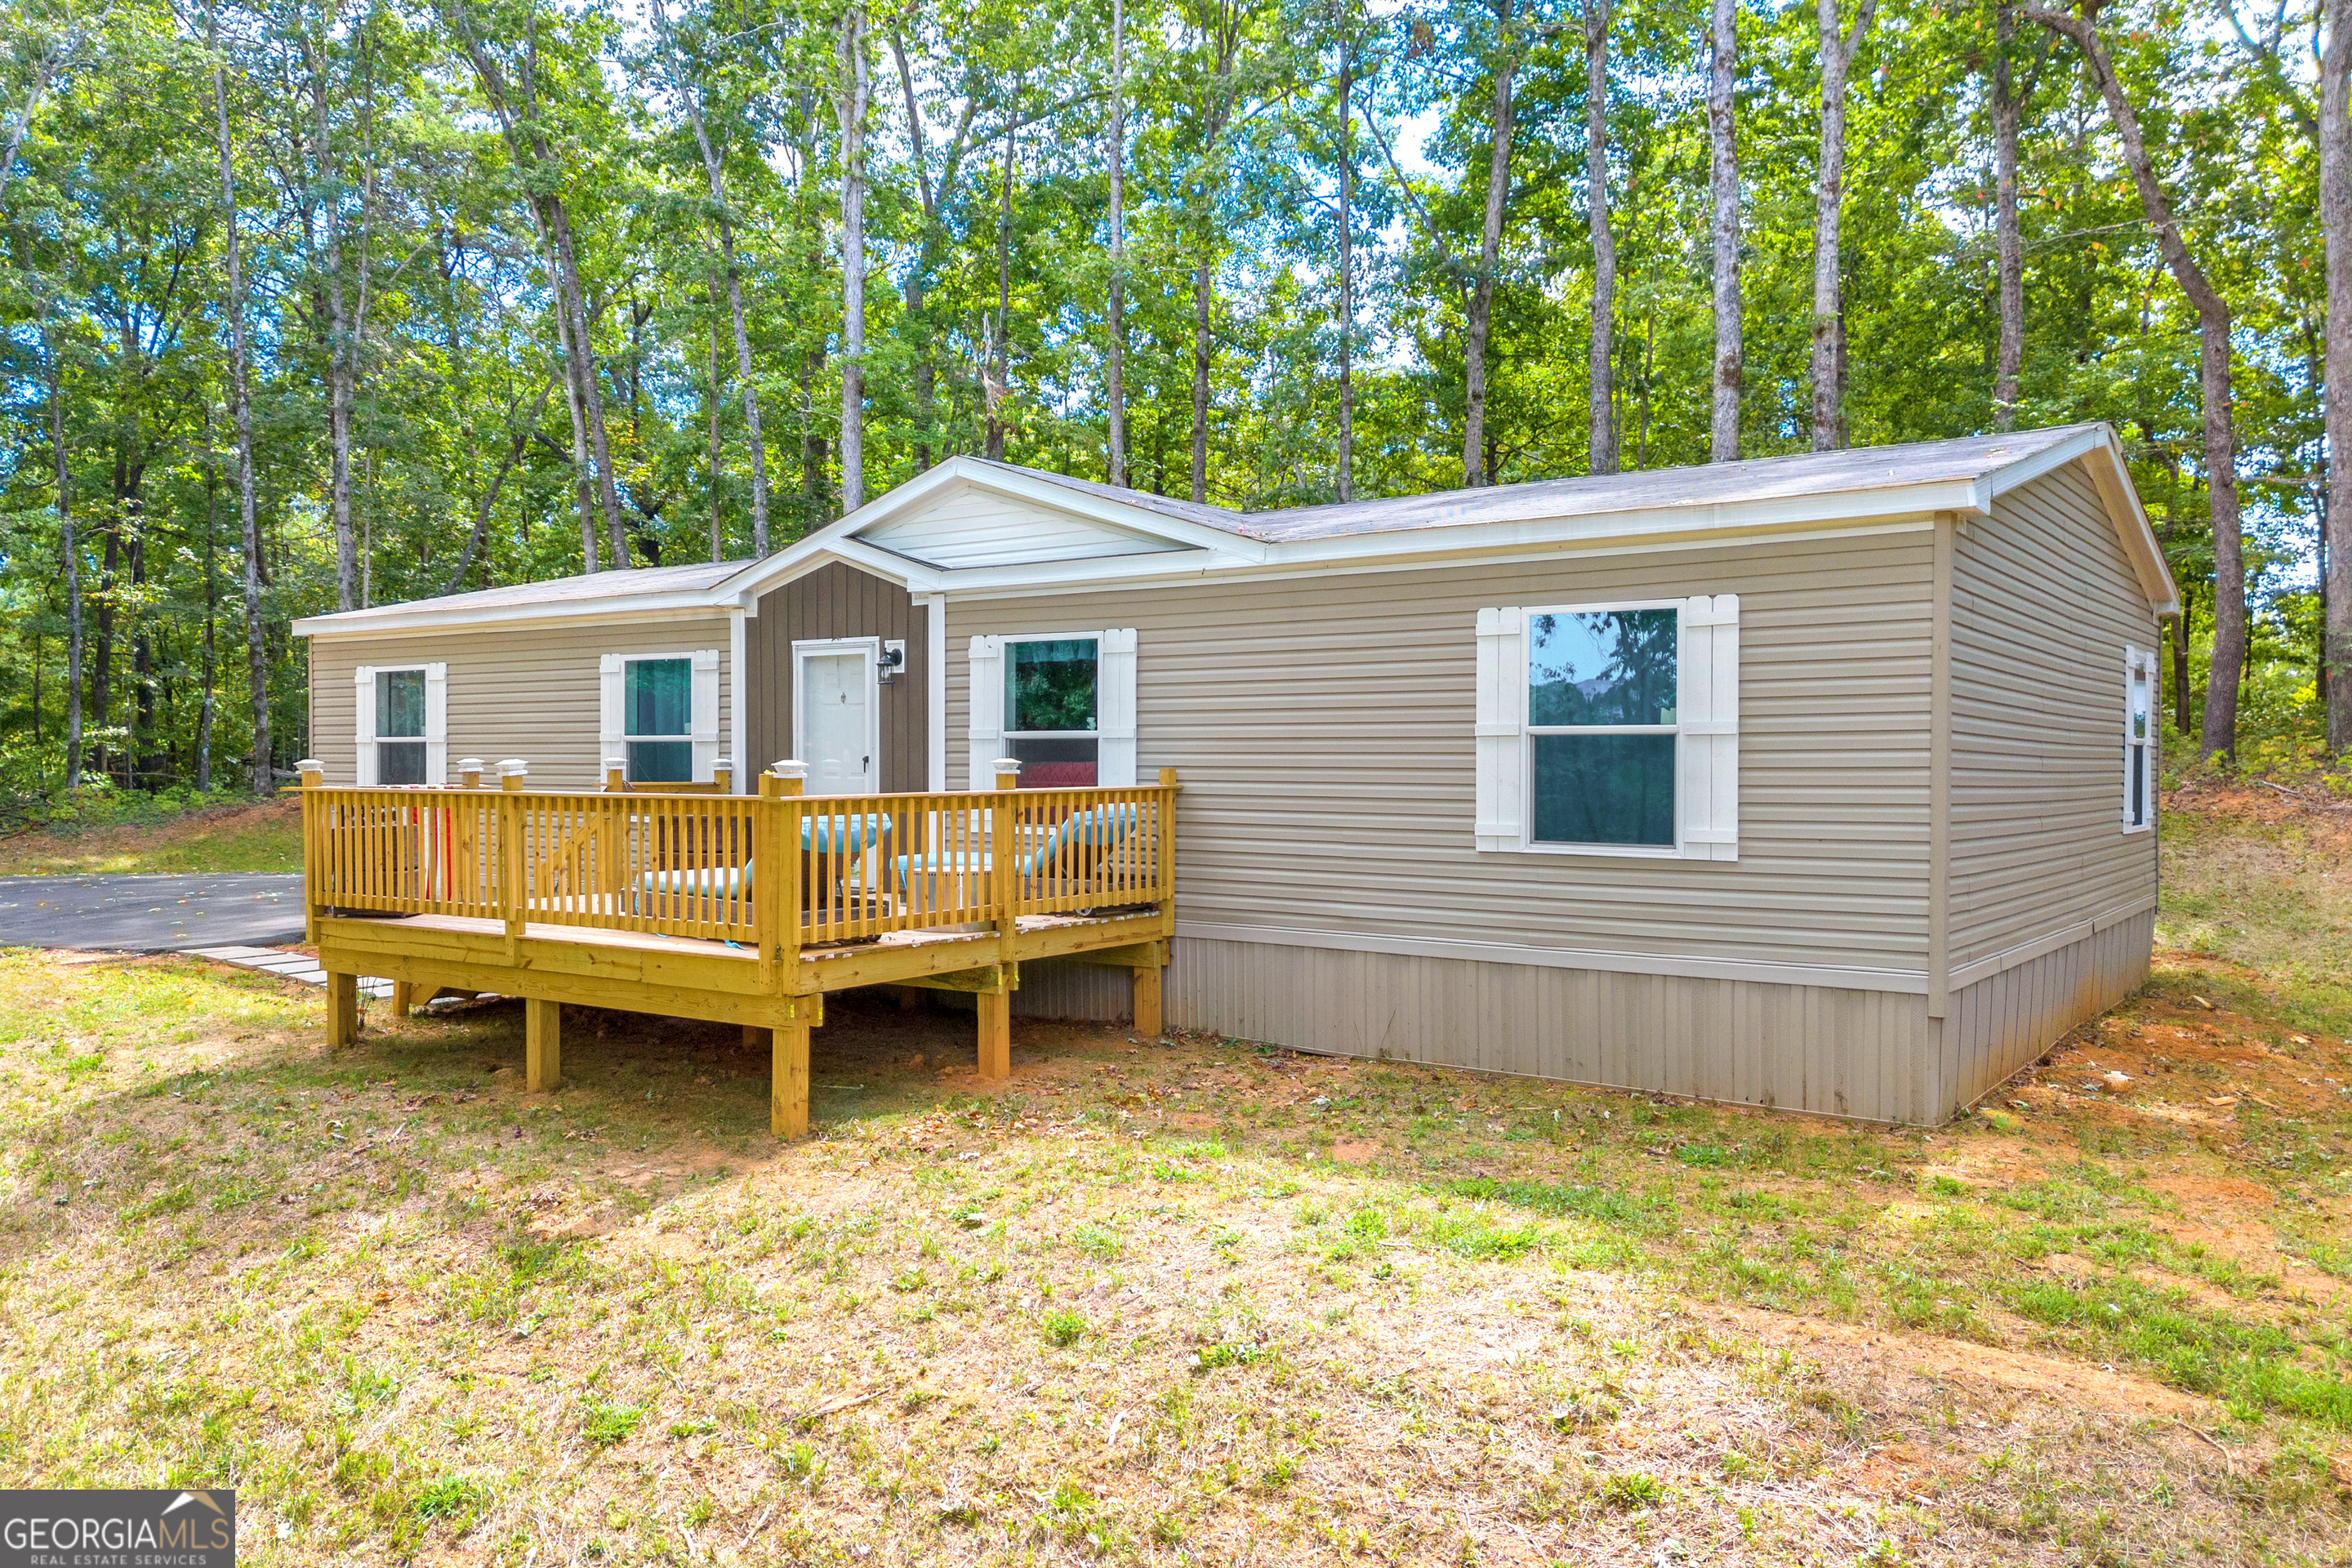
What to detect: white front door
<box><xmin>798</xmin><ymin>646</ymin><xmax>876</xmax><ymax>795</ymax></box>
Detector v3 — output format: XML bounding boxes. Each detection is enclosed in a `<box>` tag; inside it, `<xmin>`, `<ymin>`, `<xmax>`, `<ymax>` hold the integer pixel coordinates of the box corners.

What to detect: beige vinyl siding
<box><xmin>949</xmin><ymin>530</ymin><xmax>1937</xmax><ymax>975</ymax></box>
<box><xmin>745</xmin><ymin>562</ymin><xmax>929</xmax><ymax>792</ymax></box>
<box><xmin>1947</xmin><ymin>461</ymin><xmax>2160</xmax><ymax>971</ymax></box>
<box><xmin>305</xmin><ymin>616</ymin><xmax>737</xmax><ymax>790</ymax></box>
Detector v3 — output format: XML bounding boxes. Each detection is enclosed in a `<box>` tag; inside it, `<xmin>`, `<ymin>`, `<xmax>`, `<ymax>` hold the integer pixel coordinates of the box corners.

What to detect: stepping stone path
<box><xmin>187</xmin><ymin>945</ymin><xmax>394</xmax><ymax>999</ymax></box>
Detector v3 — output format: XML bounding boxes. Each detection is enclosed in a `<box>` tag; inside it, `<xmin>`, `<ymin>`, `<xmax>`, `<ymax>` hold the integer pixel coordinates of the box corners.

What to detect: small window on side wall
<box><xmin>2123</xmin><ymin>646</ymin><xmax>2156</xmax><ymax>831</ymax></box>
<box><xmin>354</xmin><ymin>662</ymin><xmax>446</xmax><ymax>786</ymax></box>
<box><xmin>1007</xmin><ymin>637</ymin><xmax>1099</xmax><ymax>786</ymax></box>
<box><xmin>626</xmin><ymin>657</ymin><xmax>695</xmax><ymax>783</ymax></box>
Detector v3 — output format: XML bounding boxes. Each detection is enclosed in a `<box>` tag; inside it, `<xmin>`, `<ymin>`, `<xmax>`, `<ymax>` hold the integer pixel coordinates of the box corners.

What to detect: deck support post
<box><xmin>327</xmin><ymin>971</ymin><xmax>359</xmax><ymax>1049</ymax></box>
<box><xmin>773</xmin><ymin>1017</ymin><xmax>810</xmax><ymax>1138</ymax></box>
<box><xmin>743</xmin><ymin>1023</ymin><xmax>769</xmax><ymax>1050</ymax></box>
<box><xmin>390</xmin><ymin>980</ymin><xmax>417</xmax><ymax>1018</ymax></box>
<box><xmin>977</xmin><ymin>989</ymin><xmax>1011</xmax><ymax>1081</ymax></box>
<box><xmin>1132</xmin><ymin>964</ymin><xmax>1163</xmax><ymax>1037</ymax></box>
<box><xmin>526</xmin><ymin>997</ymin><xmax>561</xmax><ymax>1091</ymax></box>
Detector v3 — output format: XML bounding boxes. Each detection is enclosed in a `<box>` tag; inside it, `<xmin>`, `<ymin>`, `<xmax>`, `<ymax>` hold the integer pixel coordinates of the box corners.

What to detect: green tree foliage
<box><xmin>0</xmin><ymin>0</ymin><xmax>2336</xmax><ymax>797</ymax></box>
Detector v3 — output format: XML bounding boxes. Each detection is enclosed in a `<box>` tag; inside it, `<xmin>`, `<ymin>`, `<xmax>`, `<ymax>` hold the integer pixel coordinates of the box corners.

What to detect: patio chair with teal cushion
<box><xmin>635</xmin><ymin>812</ymin><xmax>893</xmax><ymax>908</ymax></box>
<box><xmin>893</xmin><ymin>802</ymin><xmax>1140</xmax><ymax>893</ymax></box>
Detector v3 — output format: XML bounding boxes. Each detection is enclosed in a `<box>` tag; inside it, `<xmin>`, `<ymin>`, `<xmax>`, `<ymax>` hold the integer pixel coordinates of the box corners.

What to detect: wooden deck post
<box><xmin>981</xmin><ymin>760</ymin><xmax>1021</xmax><ymax>1080</ymax></box>
<box><xmin>1132</xmin><ymin>964</ymin><xmax>1163</xmax><ymax>1037</ymax></box>
<box><xmin>773</xmin><ymin>1014</ymin><xmax>810</xmax><ymax>1138</ymax></box>
<box><xmin>457</xmin><ymin>758</ymin><xmax>483</xmax><ymax>790</ymax></box>
<box><xmin>390</xmin><ymin>980</ymin><xmax>416</xmax><ymax>1018</ymax></box>
<box><xmin>525</xmin><ymin>997</ymin><xmax>561</xmax><ymax>1090</ymax></box>
<box><xmin>977</xmin><ymin>989</ymin><xmax>1011</xmax><ymax>1081</ymax></box>
<box><xmin>760</xmin><ymin>762</ymin><xmax>804</xmax><ymax>992</ymax></box>
<box><xmin>326</xmin><ymin>970</ymin><xmax>359</xmax><ymax>1049</ymax></box>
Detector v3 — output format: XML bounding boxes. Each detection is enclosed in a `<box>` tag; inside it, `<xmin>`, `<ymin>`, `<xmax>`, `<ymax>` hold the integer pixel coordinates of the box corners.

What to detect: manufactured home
<box><xmin>292</xmin><ymin>422</ymin><xmax>2174</xmax><ymax>1128</ymax></box>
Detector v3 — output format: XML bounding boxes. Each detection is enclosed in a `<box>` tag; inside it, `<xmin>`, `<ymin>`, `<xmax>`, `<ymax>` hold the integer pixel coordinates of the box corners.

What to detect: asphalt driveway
<box><xmin>0</xmin><ymin>874</ymin><xmax>307</xmax><ymax>952</ymax></box>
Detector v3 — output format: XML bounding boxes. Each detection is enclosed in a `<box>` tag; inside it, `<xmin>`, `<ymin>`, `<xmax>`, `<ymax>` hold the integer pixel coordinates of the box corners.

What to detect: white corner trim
<box><xmin>1172</xmin><ymin>920</ymin><xmax>1931</xmax><ymax>996</ymax></box>
<box><xmin>923</xmin><ymin>595</ymin><xmax>948</xmax><ymax>791</ymax></box>
<box><xmin>1944</xmin><ymin>893</ymin><xmax>2158</xmax><ymax>992</ymax></box>
<box><xmin>728</xmin><ymin>610</ymin><xmax>748</xmax><ymax>791</ymax></box>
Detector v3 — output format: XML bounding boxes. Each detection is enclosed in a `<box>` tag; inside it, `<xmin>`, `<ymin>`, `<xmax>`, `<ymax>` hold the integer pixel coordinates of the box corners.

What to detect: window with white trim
<box><xmin>967</xmin><ymin>630</ymin><xmax>1138</xmax><ymax>788</ymax></box>
<box><xmin>1475</xmin><ymin>596</ymin><xmax>1739</xmax><ymax>859</ymax></box>
<box><xmin>599</xmin><ymin>650</ymin><xmax>721</xmax><ymax>784</ymax></box>
<box><xmin>2123</xmin><ymin>644</ymin><xmax>2155</xmax><ymax>831</ymax></box>
<box><xmin>354</xmin><ymin>662</ymin><xmax>445</xmax><ymax>786</ymax></box>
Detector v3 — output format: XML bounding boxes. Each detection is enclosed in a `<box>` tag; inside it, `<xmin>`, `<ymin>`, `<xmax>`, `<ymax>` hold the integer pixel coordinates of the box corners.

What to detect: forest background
<box><xmin>0</xmin><ymin>0</ymin><xmax>2343</xmax><ymax>813</ymax></box>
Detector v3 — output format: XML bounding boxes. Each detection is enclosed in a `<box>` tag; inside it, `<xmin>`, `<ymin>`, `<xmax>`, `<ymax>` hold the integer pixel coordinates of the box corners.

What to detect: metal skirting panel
<box><xmin>1155</xmin><ymin>936</ymin><xmax>1938</xmax><ymax>1124</ymax></box>
<box><xmin>1012</xmin><ymin>957</ymin><xmax>1138</xmax><ymax>1022</ymax></box>
<box><xmin>1944</xmin><ymin>906</ymin><xmax>2153</xmax><ymax>1111</ymax></box>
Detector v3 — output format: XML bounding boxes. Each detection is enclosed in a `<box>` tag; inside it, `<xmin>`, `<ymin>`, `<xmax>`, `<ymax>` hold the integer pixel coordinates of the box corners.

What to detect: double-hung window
<box><xmin>354</xmin><ymin>662</ymin><xmax>446</xmax><ymax>786</ymax></box>
<box><xmin>2123</xmin><ymin>645</ymin><xmax>2155</xmax><ymax>831</ymax></box>
<box><xmin>599</xmin><ymin>650</ymin><xmax>722</xmax><ymax>785</ymax></box>
<box><xmin>1476</xmin><ymin>596</ymin><xmax>1740</xmax><ymax>860</ymax></box>
<box><xmin>965</xmin><ymin>630</ymin><xmax>1138</xmax><ymax>787</ymax></box>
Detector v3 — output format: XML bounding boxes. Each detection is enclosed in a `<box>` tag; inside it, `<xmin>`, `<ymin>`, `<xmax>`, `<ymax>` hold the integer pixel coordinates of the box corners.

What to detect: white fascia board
<box><xmin>1985</xmin><ymin>423</ymin><xmax>2179</xmax><ymax>617</ymax></box>
<box><xmin>728</xmin><ymin>540</ymin><xmax>940</xmax><ymax>612</ymax></box>
<box><xmin>916</xmin><ymin>484</ymin><xmax>1981</xmax><ymax>597</ymax></box>
<box><xmin>293</xmin><ymin>598</ymin><xmax>737</xmax><ymax>639</ymax></box>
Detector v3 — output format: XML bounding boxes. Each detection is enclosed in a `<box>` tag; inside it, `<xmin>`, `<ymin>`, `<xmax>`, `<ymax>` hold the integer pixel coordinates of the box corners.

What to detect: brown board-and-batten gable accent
<box><xmin>746</xmin><ymin>560</ymin><xmax>929</xmax><ymax>793</ymax></box>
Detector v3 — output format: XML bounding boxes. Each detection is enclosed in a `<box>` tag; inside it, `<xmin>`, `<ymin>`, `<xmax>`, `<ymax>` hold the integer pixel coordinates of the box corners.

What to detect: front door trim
<box><xmin>791</xmin><ymin>636</ymin><xmax>882</xmax><ymax>795</ymax></box>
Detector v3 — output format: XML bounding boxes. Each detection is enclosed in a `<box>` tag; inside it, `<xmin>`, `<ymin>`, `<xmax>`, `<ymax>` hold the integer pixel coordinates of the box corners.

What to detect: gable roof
<box><xmin>295</xmin><ymin>421</ymin><xmax>2175</xmax><ymax>638</ymax></box>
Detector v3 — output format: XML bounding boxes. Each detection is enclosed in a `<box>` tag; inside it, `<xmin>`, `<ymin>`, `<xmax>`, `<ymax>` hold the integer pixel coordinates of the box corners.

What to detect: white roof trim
<box><xmin>299</xmin><ymin>425</ymin><xmax>2178</xmax><ymax>635</ymax></box>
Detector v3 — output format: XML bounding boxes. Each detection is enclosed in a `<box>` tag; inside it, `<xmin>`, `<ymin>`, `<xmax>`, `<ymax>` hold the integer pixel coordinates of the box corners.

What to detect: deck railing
<box><xmin>299</xmin><ymin>760</ymin><xmax>1176</xmax><ymax>971</ymax></box>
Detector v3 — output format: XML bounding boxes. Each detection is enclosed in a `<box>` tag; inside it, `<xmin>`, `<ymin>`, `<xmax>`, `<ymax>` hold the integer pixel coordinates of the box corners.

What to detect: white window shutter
<box><xmin>599</xmin><ymin>653</ymin><xmax>625</xmax><ymax>772</ymax></box>
<box><xmin>690</xmin><ymin>649</ymin><xmax>722</xmax><ymax>782</ymax></box>
<box><xmin>354</xmin><ymin>666</ymin><xmax>378</xmax><ymax>786</ymax></box>
<box><xmin>424</xmin><ymin>662</ymin><xmax>448</xmax><ymax>785</ymax></box>
<box><xmin>1098</xmin><ymin>628</ymin><xmax>1138</xmax><ymax>786</ymax></box>
<box><xmin>967</xmin><ymin>635</ymin><xmax>1004</xmax><ymax>787</ymax></box>
<box><xmin>1474</xmin><ymin>608</ymin><xmax>1525</xmax><ymax>851</ymax></box>
<box><xmin>1677</xmin><ymin>595</ymin><xmax>1740</xmax><ymax>861</ymax></box>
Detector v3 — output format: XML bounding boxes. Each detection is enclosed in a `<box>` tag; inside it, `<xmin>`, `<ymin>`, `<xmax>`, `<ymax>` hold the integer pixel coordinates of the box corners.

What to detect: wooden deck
<box><xmin>300</xmin><ymin>763</ymin><xmax>1177</xmax><ymax>1135</ymax></box>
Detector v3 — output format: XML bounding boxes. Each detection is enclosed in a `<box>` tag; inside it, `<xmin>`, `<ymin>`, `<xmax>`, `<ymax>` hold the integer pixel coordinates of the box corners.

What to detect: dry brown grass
<box><xmin>0</xmin><ymin>787</ymin><xmax>2346</xmax><ymax>1564</ymax></box>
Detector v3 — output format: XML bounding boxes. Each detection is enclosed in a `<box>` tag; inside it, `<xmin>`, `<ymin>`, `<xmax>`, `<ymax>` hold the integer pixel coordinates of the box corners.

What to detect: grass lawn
<box><xmin>0</xmin><ymin>795</ymin><xmax>304</xmax><ymax>875</ymax></box>
<box><xmin>0</xmin><ymin>786</ymin><xmax>2345</xmax><ymax>1564</ymax></box>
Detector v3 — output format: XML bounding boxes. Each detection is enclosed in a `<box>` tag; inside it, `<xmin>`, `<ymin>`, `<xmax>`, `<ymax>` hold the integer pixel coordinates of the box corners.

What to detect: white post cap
<box><xmin>496</xmin><ymin>759</ymin><xmax>529</xmax><ymax>777</ymax></box>
<box><xmin>991</xmin><ymin>758</ymin><xmax>1023</xmax><ymax>777</ymax></box>
<box><xmin>456</xmin><ymin>757</ymin><xmax>484</xmax><ymax>774</ymax></box>
<box><xmin>602</xmin><ymin>755</ymin><xmax>630</xmax><ymax>772</ymax></box>
<box><xmin>295</xmin><ymin>759</ymin><xmax>323</xmax><ymax>774</ymax></box>
<box><xmin>768</xmin><ymin>760</ymin><xmax>808</xmax><ymax>780</ymax></box>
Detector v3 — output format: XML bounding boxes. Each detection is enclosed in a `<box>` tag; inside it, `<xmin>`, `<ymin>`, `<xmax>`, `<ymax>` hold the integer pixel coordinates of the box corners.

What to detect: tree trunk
<box><xmin>2172</xmin><ymin>598</ymin><xmax>2193</xmax><ymax>735</ymax></box>
<box><xmin>1584</xmin><ymin>0</ymin><xmax>1616</xmax><ymax>474</ymax></box>
<box><xmin>316</xmin><ymin>40</ymin><xmax>357</xmax><ymax>612</ymax></box>
<box><xmin>1811</xmin><ymin>0</ymin><xmax>1875</xmax><ymax>450</ymax></box>
<box><xmin>1191</xmin><ymin>256</ymin><xmax>1214</xmax><ymax>501</ymax></box>
<box><xmin>546</xmin><ymin>255</ymin><xmax>599</xmax><ymax>572</ymax></box>
<box><xmin>1992</xmin><ymin>3</ymin><xmax>2026</xmax><ymax>430</ymax></box>
<box><xmin>49</xmin><ymin>323</ymin><xmax>81</xmax><ymax>790</ymax></box>
<box><xmin>1463</xmin><ymin>0</ymin><xmax>1517</xmax><ymax>488</ymax></box>
<box><xmin>198</xmin><ymin>405</ymin><xmax>218</xmax><ymax>792</ymax></box>
<box><xmin>211</xmin><ymin>11</ymin><xmax>271</xmax><ymax>795</ymax></box>
<box><xmin>990</xmin><ymin>126</ymin><xmax>1014</xmax><ymax>463</ymax></box>
<box><xmin>708</xmin><ymin>288</ymin><xmax>724</xmax><ymax>561</ymax></box>
<box><xmin>1335</xmin><ymin>25</ymin><xmax>1354</xmax><ymax>501</ymax></box>
<box><xmin>2324</xmin><ymin>0</ymin><xmax>2352</xmax><ymax>751</ymax></box>
<box><xmin>443</xmin><ymin>2</ymin><xmax>628</xmax><ymax>566</ymax></box>
<box><xmin>835</xmin><ymin>4</ymin><xmax>871</xmax><ymax>516</ymax></box>
<box><xmin>1107</xmin><ymin>0</ymin><xmax>1128</xmax><ymax>487</ymax></box>
<box><xmin>1708</xmin><ymin>0</ymin><xmax>1740</xmax><ymax>461</ymax></box>
<box><xmin>2025</xmin><ymin>5</ymin><xmax>2243</xmax><ymax>760</ymax></box>
<box><xmin>656</xmin><ymin>0</ymin><xmax>771</xmax><ymax>556</ymax></box>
